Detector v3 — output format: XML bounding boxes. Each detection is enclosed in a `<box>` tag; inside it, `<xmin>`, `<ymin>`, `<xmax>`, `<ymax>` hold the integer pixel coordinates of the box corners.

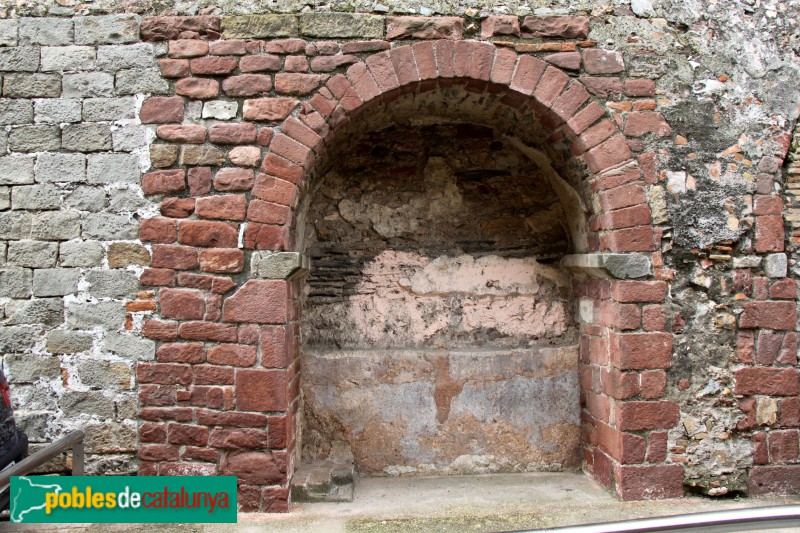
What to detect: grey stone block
<box><xmin>0</xmin><ymin>186</ymin><xmax>8</xmax><ymax>210</ymax></box>
<box><xmin>12</xmin><ymin>184</ymin><xmax>62</xmax><ymax>210</ymax></box>
<box><xmin>60</xmin><ymin>390</ymin><xmax>115</xmax><ymax>419</ymax></box>
<box><xmin>115</xmin><ymin>69</ymin><xmax>170</xmax><ymax>95</ymax></box>
<box><xmin>31</xmin><ymin>210</ymin><xmax>81</xmax><ymax>240</ymax></box>
<box><xmin>40</xmin><ymin>46</ymin><xmax>95</xmax><ymax>72</ymax></box>
<box><xmin>19</xmin><ymin>18</ymin><xmax>74</xmax><ymax>46</ymax></box>
<box><xmin>34</xmin><ymin>98</ymin><xmax>82</xmax><ymax>124</ymax></box>
<box><xmin>765</xmin><ymin>253</ymin><xmax>788</xmax><ymax>278</ymax></box>
<box><xmin>0</xmin><ymin>268</ymin><xmax>32</xmax><ymax>298</ymax></box>
<box><xmin>66</xmin><ymin>300</ymin><xmax>125</xmax><ymax>330</ymax></box>
<box><xmin>16</xmin><ymin>413</ymin><xmax>49</xmax><ymax>441</ymax></box>
<box><xmin>65</xmin><ymin>185</ymin><xmax>107</xmax><ymax>212</ymax></box>
<box><xmin>7</xmin><ymin>298</ymin><xmax>63</xmax><ymax>326</ymax></box>
<box><xmin>0</xmin><ymin>99</ymin><xmax>33</xmax><ymax>125</ymax></box>
<box><xmin>47</xmin><ymin>330</ymin><xmax>93</xmax><ymax>354</ymax></box>
<box><xmin>0</xmin><ymin>211</ymin><xmax>32</xmax><ymax>239</ymax></box>
<box><xmin>102</xmin><ymin>331</ymin><xmax>155</xmax><ymax>360</ymax></box>
<box><xmin>116</xmin><ymin>393</ymin><xmax>137</xmax><ymax>419</ymax></box>
<box><xmin>6</xmin><ymin>353</ymin><xmax>61</xmax><ymax>382</ymax></box>
<box><xmin>300</xmin><ymin>13</ymin><xmax>384</xmax><ymax>38</ymax></box>
<box><xmin>82</xmin><ymin>97</ymin><xmax>136</xmax><ymax>121</ymax></box>
<box><xmin>0</xmin><ymin>129</ymin><xmax>7</xmax><ymax>155</ymax></box>
<box><xmin>75</xmin><ymin>15</ymin><xmax>139</xmax><ymax>45</ymax></box>
<box><xmin>7</xmin><ymin>241</ymin><xmax>58</xmax><ymax>268</ymax></box>
<box><xmin>202</xmin><ymin>100</ymin><xmax>238</xmax><ymax>120</ymax></box>
<box><xmin>0</xmin><ymin>155</ymin><xmax>35</xmax><ymax>185</ymax></box>
<box><xmin>0</xmin><ymin>325</ymin><xmax>43</xmax><ymax>352</ymax></box>
<box><xmin>0</xmin><ymin>20</ymin><xmax>18</xmax><ymax>47</ymax></box>
<box><xmin>561</xmin><ymin>253</ymin><xmax>653</xmax><ymax>279</ymax></box>
<box><xmin>60</xmin><ymin>240</ymin><xmax>104</xmax><ymax>267</ymax></box>
<box><xmin>221</xmin><ymin>15</ymin><xmax>298</xmax><ymax>39</ymax></box>
<box><xmin>78</xmin><ymin>359</ymin><xmax>133</xmax><ymax>389</ymax></box>
<box><xmin>62</xmin><ymin>123</ymin><xmax>112</xmax><ymax>152</ymax></box>
<box><xmin>3</xmin><ymin>73</ymin><xmax>61</xmax><ymax>98</ymax></box>
<box><xmin>62</xmin><ymin>72</ymin><xmax>114</xmax><ymax>98</ymax></box>
<box><xmin>97</xmin><ymin>44</ymin><xmax>154</xmax><ymax>70</ymax></box>
<box><xmin>84</xmin><ymin>420</ymin><xmax>137</xmax><ymax>452</ymax></box>
<box><xmin>87</xmin><ymin>153</ymin><xmax>140</xmax><ymax>185</ymax></box>
<box><xmin>112</xmin><ymin>124</ymin><xmax>151</xmax><ymax>152</ymax></box>
<box><xmin>86</xmin><ymin>270</ymin><xmax>138</xmax><ymax>299</ymax></box>
<box><xmin>108</xmin><ymin>188</ymin><xmax>148</xmax><ymax>213</ymax></box>
<box><xmin>35</xmin><ymin>152</ymin><xmax>86</xmax><ymax>183</ymax></box>
<box><xmin>81</xmin><ymin>213</ymin><xmax>138</xmax><ymax>240</ymax></box>
<box><xmin>8</xmin><ymin>125</ymin><xmax>61</xmax><ymax>152</ymax></box>
<box><xmin>0</xmin><ymin>47</ymin><xmax>39</xmax><ymax>72</ymax></box>
<box><xmin>733</xmin><ymin>255</ymin><xmax>762</xmax><ymax>268</ymax></box>
<box><xmin>252</xmin><ymin>251</ymin><xmax>304</xmax><ymax>279</ymax></box>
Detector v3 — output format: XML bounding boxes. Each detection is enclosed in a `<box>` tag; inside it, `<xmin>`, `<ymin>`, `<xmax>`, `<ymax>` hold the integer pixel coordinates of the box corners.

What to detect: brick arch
<box><xmin>249</xmin><ymin>41</ymin><xmax>658</xmax><ymax>256</ymax></box>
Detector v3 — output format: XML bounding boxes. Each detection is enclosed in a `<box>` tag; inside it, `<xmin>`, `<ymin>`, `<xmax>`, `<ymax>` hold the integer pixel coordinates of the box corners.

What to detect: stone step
<box><xmin>291</xmin><ymin>460</ymin><xmax>355</xmax><ymax>503</ymax></box>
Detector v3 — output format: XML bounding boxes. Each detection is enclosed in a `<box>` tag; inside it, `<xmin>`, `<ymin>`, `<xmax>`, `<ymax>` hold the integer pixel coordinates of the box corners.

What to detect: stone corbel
<box><xmin>251</xmin><ymin>251</ymin><xmax>309</xmax><ymax>280</ymax></box>
<box><xmin>561</xmin><ymin>253</ymin><xmax>652</xmax><ymax>279</ymax></box>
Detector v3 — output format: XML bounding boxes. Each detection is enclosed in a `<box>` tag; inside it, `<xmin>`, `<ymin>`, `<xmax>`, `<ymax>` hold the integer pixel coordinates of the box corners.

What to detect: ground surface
<box><xmin>5</xmin><ymin>472</ymin><xmax>800</xmax><ymax>532</ymax></box>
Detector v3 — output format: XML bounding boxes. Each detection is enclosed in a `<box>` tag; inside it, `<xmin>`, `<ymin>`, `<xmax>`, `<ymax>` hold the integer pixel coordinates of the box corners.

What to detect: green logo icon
<box><xmin>10</xmin><ymin>476</ymin><xmax>237</xmax><ymax>523</ymax></box>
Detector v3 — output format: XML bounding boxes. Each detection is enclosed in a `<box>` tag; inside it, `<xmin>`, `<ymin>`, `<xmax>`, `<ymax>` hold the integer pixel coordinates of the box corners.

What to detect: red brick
<box><xmin>521</xmin><ymin>15</ymin><xmax>589</xmax><ymax>39</ymax></box>
<box><xmin>533</xmin><ymin>66</ymin><xmax>570</xmax><ymax>108</ymax></box>
<box><xmin>310</xmin><ymin>55</ymin><xmax>358</xmax><ymax>72</ymax></box>
<box><xmin>646</xmin><ymin>431</ymin><xmax>667</xmax><ymax>463</ymax></box>
<box><xmin>567</xmin><ymin>101</ymin><xmax>606</xmax><ymax>135</ymax></box>
<box><xmin>252</xmin><ymin>174</ymin><xmax>297</xmax><ymax>205</ymax></box>
<box><xmin>182</xmin><ymin>446</ymin><xmax>220</xmax><ymax>463</ymax></box>
<box><xmin>543</xmin><ymin>51</ymin><xmax>581</xmax><ymax>71</ymax></box>
<box><xmin>586</xmin><ymin>135</ymin><xmax>633</xmax><ymax>173</ymax></box>
<box><xmin>141</xmin><ymin>97</ymin><xmax>184</xmax><ymax>124</ymax></box>
<box><xmin>142</xmin><ymin>169</ymin><xmax>186</xmax><ymax>195</ymax></box>
<box><xmin>257</xmin><ymin>128</ymin><xmax>274</xmax><ymax>147</ymax></box>
<box><xmin>755</xmin><ymin>215</ymin><xmax>785</xmax><ymax>252</ymax></box>
<box><xmin>610</xmin><ymin>332</ymin><xmax>672</xmax><ymax>370</ymax></box>
<box><xmin>552</xmin><ymin>81</ymin><xmax>590</xmax><ymax>121</ymax></box>
<box><xmin>247</xmin><ymin>199</ymin><xmax>290</xmax><ymax>225</ymax></box>
<box><xmin>142</xmin><ymin>319</ymin><xmax>178</xmax><ymax>341</ymax></box>
<box><xmin>261</xmin><ymin>325</ymin><xmax>292</xmax><ymax>368</ymax></box>
<box><xmin>637</xmin><ymin>152</ymin><xmax>658</xmax><ymax>185</ymax></box>
<box><xmin>213</xmin><ymin>168</ymin><xmax>254</xmax><ymax>191</ymax></box>
<box><xmin>282</xmin><ymin>117</ymin><xmax>322</xmax><ymax>150</ymax></box>
<box><xmin>386</xmin><ymin>16</ymin><xmax>464</xmax><ymax>40</ymax></box>
<box><xmin>239</xmin><ymin>55</ymin><xmax>281</xmax><ymax>72</ymax></box>
<box><xmin>346</xmin><ymin>62</ymin><xmax>381</xmax><ymax>102</ymax></box>
<box><xmin>140</xmin><ymin>422</ymin><xmax>168</xmax><ymax>443</ymax></box>
<box><xmin>601</xmin><ymin>227</ymin><xmax>657</xmax><ymax>252</ymax></box>
<box><xmin>190</xmin><ymin>56</ymin><xmax>237</xmax><ymax>75</ymax></box>
<box><xmin>615</xmin><ymin>401</ymin><xmax>680</xmax><ymax>431</ymax></box>
<box><xmin>221</xmin><ymin>450</ymin><xmax>285</xmax><ymax>486</ymax></box>
<box><xmin>365</xmin><ymin>51</ymin><xmax>399</xmax><ymax>91</ymax></box>
<box><xmin>236</xmin><ymin>369</ymin><xmax>287</xmax><ymax>411</ymax></box>
<box><xmin>207</xmin><ymin>344</ymin><xmax>257</xmax><ymax>367</ymax></box>
<box><xmin>736</xmin><ymin>330</ymin><xmax>755</xmax><ymax>364</ymax></box>
<box><xmin>167</xmin><ymin>39</ymin><xmax>209</xmax><ymax>57</ymax></box>
<box><xmin>243</xmin><ymin>97</ymin><xmax>299</xmax><ymax>121</ymax></box>
<box><xmin>592</xmin><ymin>448</ymin><xmax>614</xmax><ymax>490</ymax></box>
<box><xmin>434</xmin><ymin>40</ymin><xmax>455</xmax><ymax>78</ymax></box>
<box><xmin>481</xmin><ymin>15</ymin><xmax>520</xmax><ymax>38</ymax></box>
<box><xmin>740</xmin><ymin>301</ymin><xmax>796</xmax><ymax>330</ymax></box>
<box><xmin>599</xmin><ymin>182</ymin><xmax>646</xmax><ymax>212</ymax></box>
<box><xmin>160</xmin><ymin>197</ymin><xmax>195</xmax><ymax>218</ymax></box>
<box><xmin>749</xmin><ymin>465</ymin><xmax>800</xmax><ymax>495</ymax></box>
<box><xmin>735</xmin><ymin>368</ymin><xmax>799</xmax><ymax>396</ymax></box>
<box><xmin>642</xmin><ymin>304</ymin><xmax>666</xmax><ymax>331</ymax></box>
<box><xmin>624</xmin><ymin>112</ymin><xmax>671</xmax><ymax>137</ymax></box>
<box><xmin>388</xmin><ymin>45</ymin><xmax>419</xmax><ymax>86</ymax></box>
<box><xmin>614</xmin><ymin>464</ymin><xmax>684</xmax><ymax>500</ymax></box>
<box><xmin>139</xmin><ymin>443</ymin><xmax>179</xmax><ymax>462</ymax></box>
<box><xmin>596</xmin><ymin>421</ymin><xmax>645</xmax><ymax>464</ymax></box>
<box><xmin>178</xmin><ymin>220</ymin><xmax>238</xmax><ymax>248</ymax></box>
<box><xmin>208</xmin><ymin>123</ymin><xmax>257</xmax><ymax>145</ymax></box>
<box><xmin>260</xmin><ymin>153</ymin><xmax>303</xmax><ymax>184</ymax></box>
<box><xmin>222</xmin><ymin>74</ymin><xmax>272</xmax><ymax>97</ymax></box>
<box><xmin>575</xmin><ymin>120</ymin><xmax>616</xmax><ymax>153</ymax></box>
<box><xmin>168</xmin><ymin>423</ymin><xmax>209</xmax><ymax>446</ymax></box>
<box><xmin>139</xmin><ymin>406</ymin><xmax>193</xmax><ymax>422</ymax></box>
<box><xmin>602</xmin><ymin>368</ymin><xmax>640</xmax><ymax>399</ymax></box>
<box><xmin>243</xmin><ymin>223</ymin><xmax>288</xmax><ymax>250</ymax></box>
<box><xmin>756</xmin><ymin>330</ymin><xmax>783</xmax><ymax>365</ymax></box>
<box><xmin>195</xmin><ymin>194</ymin><xmax>247</xmax><ymax>221</ymax></box>
<box><xmin>222</xmin><ymin>280</ymin><xmax>289</xmax><ymax>324</ymax></box>
<box><xmin>209</xmin><ymin>39</ymin><xmax>246</xmax><ymax>55</ymax></box>
<box><xmin>769</xmin><ymin>278</ymin><xmax>796</xmax><ymax>300</ymax></box>
<box><xmin>624</xmin><ymin>79</ymin><xmax>655</xmax><ymax>97</ymax></box>
<box><xmin>209</xmin><ymin>428</ymin><xmax>268</xmax><ymax>450</ymax></box>
<box><xmin>187</xmin><ymin>167</ymin><xmax>212</xmax><ymax>196</ymax></box>
<box><xmin>159</xmin><ymin>58</ymin><xmax>190</xmax><ymax>78</ymax></box>
<box><xmin>157</xmin><ymin>342</ymin><xmax>205</xmax><ymax>364</ymax></box>
<box><xmin>151</xmin><ymin>244</ymin><xmax>197</xmax><ymax>270</ymax></box>
<box><xmin>140</xmin><ymin>218</ymin><xmax>177</xmax><ymax>243</ymax></box>
<box><xmin>139</xmin><ymin>384</ymin><xmax>176</xmax><ymax>407</ymax></box>
<box><xmin>343</xmin><ymin>40</ymin><xmax>390</xmax><ymax>54</ymax></box>
<box><xmin>779</xmin><ymin>333</ymin><xmax>798</xmax><ymax>365</ymax></box>
<box><xmin>583</xmin><ymin>48</ymin><xmax>625</xmax><ymax>75</ymax></box>
<box><xmin>270</xmin><ymin>133</ymin><xmax>311</xmax><ymax>167</ymax></box>
<box><xmin>768</xmin><ymin>430</ymin><xmax>799</xmax><ymax>463</ymax></box>
<box><xmin>600</xmin><ymin>204</ymin><xmax>651</xmax><ymax>230</ymax></box>
<box><xmin>640</xmin><ymin>370</ymin><xmax>666</xmax><ymax>399</ymax></box>
<box><xmin>196</xmin><ymin>409</ymin><xmax>266</xmax><ymax>428</ymax></box>
<box><xmin>159</xmin><ymin>288</ymin><xmax>205</xmax><ymax>320</ymax></box>
<box><xmin>193</xmin><ymin>364</ymin><xmax>234</xmax><ymax>385</ymax></box>
<box><xmin>176</xmin><ymin>77</ymin><xmax>219</xmax><ymax>99</ymax></box>
<box><xmin>780</xmin><ymin>398</ymin><xmax>800</xmax><ymax>428</ymax></box>
<box><xmin>137</xmin><ymin>363</ymin><xmax>192</xmax><ymax>385</ymax></box>
<box><xmin>580</xmin><ymin>77</ymin><xmax>623</xmax><ymax>98</ymax></box>
<box><xmin>267</xmin><ymin>415</ymin><xmax>288</xmax><ymax>448</ymax></box>
<box><xmin>160</xmin><ymin>462</ymin><xmax>217</xmax><ymax>476</ymax></box>
<box><xmin>179</xmin><ymin>321</ymin><xmax>238</xmax><ymax>342</ymax></box>
<box><xmin>265</xmin><ymin>38</ymin><xmax>306</xmax><ymax>54</ymax></box>
<box><xmin>611</xmin><ymin>281</ymin><xmax>667</xmax><ymax>303</ymax></box>
<box><xmin>189</xmin><ymin>385</ymin><xmax>225</xmax><ymax>408</ymax></box>
<box><xmin>275</xmin><ymin>72</ymin><xmax>324</xmax><ymax>96</ymax></box>
<box><xmin>199</xmin><ymin>248</ymin><xmax>244</xmax><ymax>274</ymax></box>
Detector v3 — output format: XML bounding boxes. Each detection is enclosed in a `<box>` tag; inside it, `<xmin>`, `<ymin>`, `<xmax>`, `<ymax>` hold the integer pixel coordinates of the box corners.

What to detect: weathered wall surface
<box><xmin>0</xmin><ymin>0</ymin><xmax>796</xmax><ymax>510</ymax></box>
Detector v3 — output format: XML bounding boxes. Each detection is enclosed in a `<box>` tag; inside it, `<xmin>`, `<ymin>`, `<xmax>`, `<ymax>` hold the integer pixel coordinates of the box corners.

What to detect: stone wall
<box><xmin>0</xmin><ymin>0</ymin><xmax>797</xmax><ymax>512</ymax></box>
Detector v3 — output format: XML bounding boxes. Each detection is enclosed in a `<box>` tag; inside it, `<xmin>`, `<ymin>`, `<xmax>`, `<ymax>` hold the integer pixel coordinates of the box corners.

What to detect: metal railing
<box><xmin>0</xmin><ymin>429</ymin><xmax>86</xmax><ymax>487</ymax></box>
<box><xmin>518</xmin><ymin>505</ymin><xmax>800</xmax><ymax>533</ymax></box>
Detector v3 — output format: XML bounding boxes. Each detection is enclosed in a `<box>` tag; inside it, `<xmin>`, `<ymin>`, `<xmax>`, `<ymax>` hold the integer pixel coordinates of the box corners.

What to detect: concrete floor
<box><xmin>6</xmin><ymin>472</ymin><xmax>800</xmax><ymax>532</ymax></box>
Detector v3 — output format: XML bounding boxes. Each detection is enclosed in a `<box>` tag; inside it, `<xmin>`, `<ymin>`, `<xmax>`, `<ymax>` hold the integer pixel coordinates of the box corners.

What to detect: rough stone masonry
<box><xmin>0</xmin><ymin>0</ymin><xmax>797</xmax><ymax>512</ymax></box>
